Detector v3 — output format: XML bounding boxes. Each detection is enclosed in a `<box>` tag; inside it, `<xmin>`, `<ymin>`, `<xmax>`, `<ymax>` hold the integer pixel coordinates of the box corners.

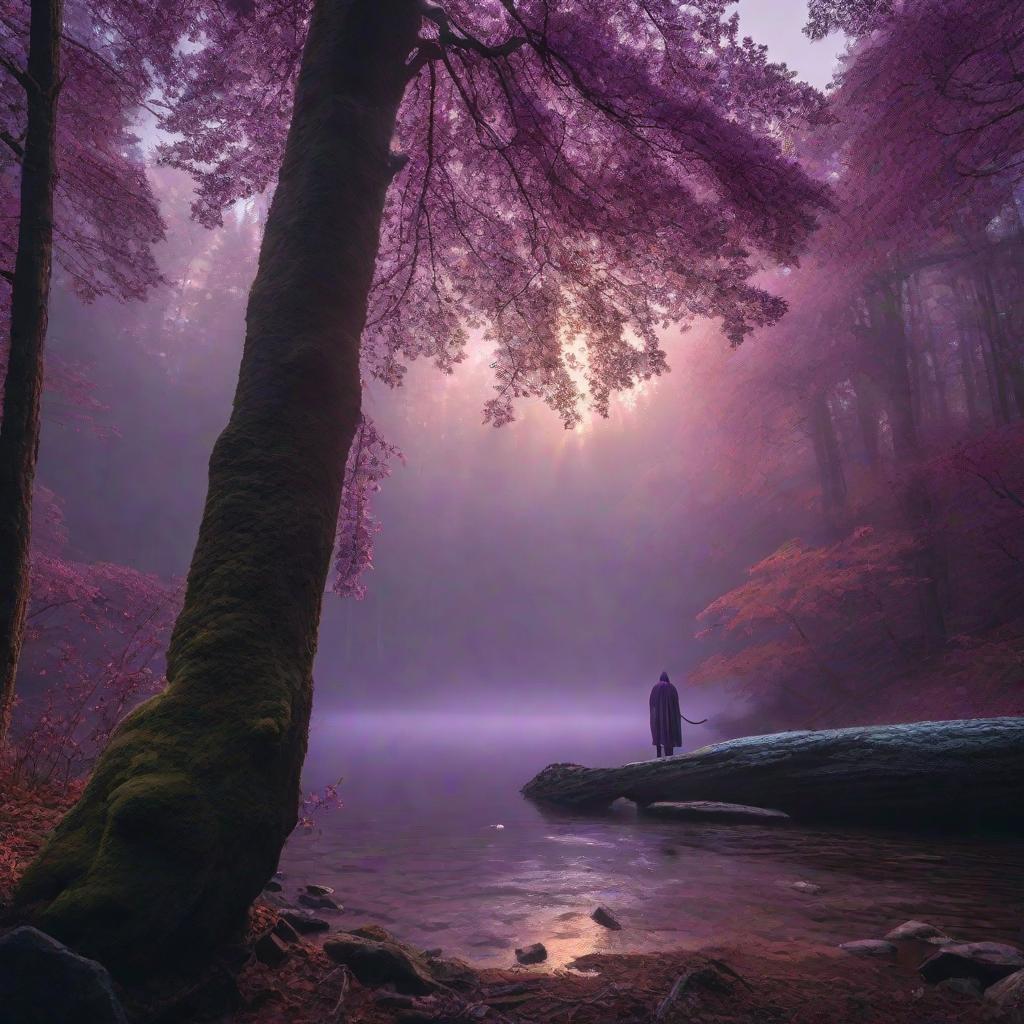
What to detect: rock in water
<box><xmin>0</xmin><ymin>927</ymin><xmax>128</xmax><ymax>1024</ymax></box>
<box><xmin>323</xmin><ymin>934</ymin><xmax>438</xmax><ymax>994</ymax></box>
<box><xmin>281</xmin><ymin>910</ymin><xmax>331</xmax><ymax>933</ymax></box>
<box><xmin>920</xmin><ymin>942</ymin><xmax>1024</xmax><ymax>988</ymax></box>
<box><xmin>886</xmin><ymin>920</ymin><xmax>952</xmax><ymax>943</ymax></box>
<box><xmin>839</xmin><ymin>940</ymin><xmax>897</xmax><ymax>958</ymax></box>
<box><xmin>791</xmin><ymin>881</ymin><xmax>822</xmax><ymax>895</ymax></box>
<box><xmin>644</xmin><ymin>801</ymin><xmax>791</xmax><ymax>825</ymax></box>
<box><xmin>515</xmin><ymin>943</ymin><xmax>548</xmax><ymax>965</ymax></box>
<box><xmin>299</xmin><ymin>892</ymin><xmax>342</xmax><ymax>911</ymax></box>
<box><xmin>985</xmin><ymin>969</ymin><xmax>1024</xmax><ymax>1022</ymax></box>
<box><xmin>591</xmin><ymin>906</ymin><xmax>622</xmax><ymax>930</ymax></box>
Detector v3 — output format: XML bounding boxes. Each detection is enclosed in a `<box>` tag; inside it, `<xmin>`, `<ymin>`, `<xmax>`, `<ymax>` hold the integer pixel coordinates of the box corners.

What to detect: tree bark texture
<box><xmin>14</xmin><ymin>0</ymin><xmax>420</xmax><ymax>979</ymax></box>
<box><xmin>522</xmin><ymin>718</ymin><xmax>1024</xmax><ymax>830</ymax></box>
<box><xmin>0</xmin><ymin>0</ymin><xmax>63</xmax><ymax>747</ymax></box>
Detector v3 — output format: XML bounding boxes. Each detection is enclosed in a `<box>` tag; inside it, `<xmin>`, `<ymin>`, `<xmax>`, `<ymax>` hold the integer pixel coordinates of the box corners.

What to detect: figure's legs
<box><xmin>664</xmin><ymin>745</ymin><xmax>674</xmax><ymax>756</ymax></box>
<box><xmin>656</xmin><ymin>744</ymin><xmax>663</xmax><ymax>757</ymax></box>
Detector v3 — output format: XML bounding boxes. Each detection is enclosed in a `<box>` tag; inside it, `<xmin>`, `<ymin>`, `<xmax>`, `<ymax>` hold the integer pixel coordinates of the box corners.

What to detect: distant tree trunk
<box><xmin>0</xmin><ymin>0</ymin><xmax>63</xmax><ymax>748</ymax></box>
<box><xmin>870</xmin><ymin>280</ymin><xmax>919</xmax><ymax>462</ymax></box>
<box><xmin>868</xmin><ymin>280</ymin><xmax>946</xmax><ymax>645</ymax></box>
<box><xmin>972</xmin><ymin>260</ymin><xmax>1022</xmax><ymax>419</ymax></box>
<box><xmin>924</xmin><ymin>350</ymin><xmax>950</xmax><ymax>431</ymax></box>
<box><xmin>15</xmin><ymin>0</ymin><xmax>420</xmax><ymax>980</ymax></box>
<box><xmin>810</xmin><ymin>391</ymin><xmax>846</xmax><ymax>533</ymax></box>
<box><xmin>949</xmin><ymin>275</ymin><xmax>982</xmax><ymax>429</ymax></box>
<box><xmin>851</xmin><ymin>372</ymin><xmax>882</xmax><ymax>468</ymax></box>
<box><xmin>907</xmin><ymin>278</ymin><xmax>950</xmax><ymax>433</ymax></box>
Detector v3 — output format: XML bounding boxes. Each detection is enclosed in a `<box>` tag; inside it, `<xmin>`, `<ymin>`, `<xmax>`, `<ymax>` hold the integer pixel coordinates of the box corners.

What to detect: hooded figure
<box><xmin>649</xmin><ymin>671</ymin><xmax>682</xmax><ymax>757</ymax></box>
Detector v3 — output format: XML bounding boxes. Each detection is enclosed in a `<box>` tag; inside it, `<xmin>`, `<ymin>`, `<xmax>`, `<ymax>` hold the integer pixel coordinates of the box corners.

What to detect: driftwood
<box><xmin>521</xmin><ymin>717</ymin><xmax>1024</xmax><ymax>829</ymax></box>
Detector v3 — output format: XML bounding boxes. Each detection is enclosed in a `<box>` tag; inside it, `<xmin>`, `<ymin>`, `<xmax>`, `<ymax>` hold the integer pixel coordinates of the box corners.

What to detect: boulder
<box><xmin>348</xmin><ymin>924</ymin><xmax>395</xmax><ymax>943</ymax></box>
<box><xmin>591</xmin><ymin>906</ymin><xmax>622</xmax><ymax>930</ymax></box>
<box><xmin>985</xmin><ymin>969</ymin><xmax>1024</xmax><ymax>1023</ymax></box>
<box><xmin>272</xmin><ymin>918</ymin><xmax>300</xmax><ymax>944</ymax></box>
<box><xmin>515</xmin><ymin>943</ymin><xmax>547</xmax><ymax>965</ymax></box>
<box><xmin>298</xmin><ymin>892</ymin><xmax>342</xmax><ymax>911</ymax></box>
<box><xmin>0</xmin><ymin>926</ymin><xmax>128</xmax><ymax>1024</ymax></box>
<box><xmin>425</xmin><ymin>955</ymin><xmax>478</xmax><ymax>990</ymax></box>
<box><xmin>254</xmin><ymin>932</ymin><xmax>290</xmax><ymax>967</ymax></box>
<box><xmin>281</xmin><ymin>910</ymin><xmax>330</xmax><ymax>934</ymax></box>
<box><xmin>305</xmin><ymin>883</ymin><xmax>335</xmax><ymax>897</ymax></box>
<box><xmin>643</xmin><ymin>801</ymin><xmax>791</xmax><ymax>825</ymax></box>
<box><xmin>886</xmin><ymin>920</ymin><xmax>951</xmax><ymax>943</ymax></box>
<box><xmin>920</xmin><ymin>942</ymin><xmax>1024</xmax><ymax>988</ymax></box>
<box><xmin>839</xmin><ymin>940</ymin><xmax>897</xmax><ymax>958</ymax></box>
<box><xmin>323</xmin><ymin>934</ymin><xmax>438</xmax><ymax>994</ymax></box>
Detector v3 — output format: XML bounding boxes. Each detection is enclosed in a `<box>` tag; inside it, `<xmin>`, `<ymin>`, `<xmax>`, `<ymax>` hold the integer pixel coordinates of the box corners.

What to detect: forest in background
<box><xmin>0</xmin><ymin>0</ymin><xmax>1022</xmax><ymax>795</ymax></box>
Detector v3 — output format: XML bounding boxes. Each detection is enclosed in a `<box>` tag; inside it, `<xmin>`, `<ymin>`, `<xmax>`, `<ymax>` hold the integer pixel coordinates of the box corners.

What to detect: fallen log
<box><xmin>521</xmin><ymin>717</ymin><xmax>1024</xmax><ymax>830</ymax></box>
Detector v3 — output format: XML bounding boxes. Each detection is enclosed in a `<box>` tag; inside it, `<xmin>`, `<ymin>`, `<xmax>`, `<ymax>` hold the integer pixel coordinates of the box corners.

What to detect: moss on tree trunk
<box><xmin>0</xmin><ymin>0</ymin><xmax>63</xmax><ymax>747</ymax></box>
<box><xmin>13</xmin><ymin>0</ymin><xmax>419</xmax><ymax>979</ymax></box>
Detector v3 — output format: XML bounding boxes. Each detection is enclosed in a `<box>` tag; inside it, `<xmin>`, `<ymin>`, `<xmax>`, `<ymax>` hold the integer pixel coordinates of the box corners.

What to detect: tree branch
<box><xmin>418</xmin><ymin>1</ymin><xmax>526</xmax><ymax>59</ymax></box>
<box><xmin>0</xmin><ymin>129</ymin><xmax>24</xmax><ymax>159</ymax></box>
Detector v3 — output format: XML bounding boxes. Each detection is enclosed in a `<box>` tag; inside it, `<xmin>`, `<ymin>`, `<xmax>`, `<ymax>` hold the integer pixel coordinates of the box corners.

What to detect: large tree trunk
<box><xmin>0</xmin><ymin>0</ymin><xmax>62</xmax><ymax>747</ymax></box>
<box><xmin>14</xmin><ymin>0</ymin><xmax>419</xmax><ymax>980</ymax></box>
<box><xmin>522</xmin><ymin>718</ymin><xmax>1024</xmax><ymax>830</ymax></box>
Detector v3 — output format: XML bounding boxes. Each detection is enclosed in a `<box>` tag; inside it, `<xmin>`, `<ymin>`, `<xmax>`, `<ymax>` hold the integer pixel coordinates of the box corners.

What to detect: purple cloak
<box><xmin>649</xmin><ymin>679</ymin><xmax>683</xmax><ymax>748</ymax></box>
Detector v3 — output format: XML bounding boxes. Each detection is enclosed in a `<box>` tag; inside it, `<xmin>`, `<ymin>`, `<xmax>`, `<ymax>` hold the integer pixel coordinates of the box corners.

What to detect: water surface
<box><xmin>280</xmin><ymin>711</ymin><xmax>1024</xmax><ymax>968</ymax></box>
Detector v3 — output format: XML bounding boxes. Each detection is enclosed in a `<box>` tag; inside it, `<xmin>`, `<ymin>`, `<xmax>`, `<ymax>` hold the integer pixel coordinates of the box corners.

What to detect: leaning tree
<box><xmin>15</xmin><ymin>0</ymin><xmax>827</xmax><ymax>976</ymax></box>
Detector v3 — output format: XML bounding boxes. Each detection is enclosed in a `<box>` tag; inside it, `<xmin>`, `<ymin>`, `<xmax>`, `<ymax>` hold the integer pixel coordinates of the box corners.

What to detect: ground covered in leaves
<box><xmin>0</xmin><ymin>768</ymin><xmax>78</xmax><ymax>908</ymax></box>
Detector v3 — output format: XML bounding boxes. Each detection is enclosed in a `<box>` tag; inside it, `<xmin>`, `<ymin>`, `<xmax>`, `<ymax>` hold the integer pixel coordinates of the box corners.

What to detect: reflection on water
<box><xmin>279</xmin><ymin>711</ymin><xmax>1024</xmax><ymax>969</ymax></box>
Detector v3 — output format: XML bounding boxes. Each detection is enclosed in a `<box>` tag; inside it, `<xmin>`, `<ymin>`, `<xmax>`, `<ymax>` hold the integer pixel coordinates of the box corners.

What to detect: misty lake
<box><xmin>280</xmin><ymin>711</ymin><xmax>1024</xmax><ymax>969</ymax></box>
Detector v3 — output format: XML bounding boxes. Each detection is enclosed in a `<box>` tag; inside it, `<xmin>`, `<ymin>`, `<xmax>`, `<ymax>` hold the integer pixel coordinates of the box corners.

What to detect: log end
<box><xmin>521</xmin><ymin>763</ymin><xmax>615</xmax><ymax>808</ymax></box>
